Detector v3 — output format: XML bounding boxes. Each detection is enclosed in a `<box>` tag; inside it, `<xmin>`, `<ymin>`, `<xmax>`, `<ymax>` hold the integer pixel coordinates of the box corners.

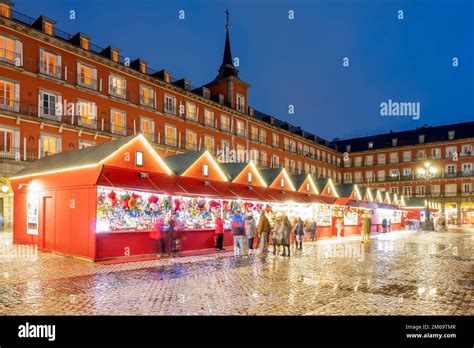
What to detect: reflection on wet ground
<box><xmin>0</xmin><ymin>229</ymin><xmax>472</xmax><ymax>315</ymax></box>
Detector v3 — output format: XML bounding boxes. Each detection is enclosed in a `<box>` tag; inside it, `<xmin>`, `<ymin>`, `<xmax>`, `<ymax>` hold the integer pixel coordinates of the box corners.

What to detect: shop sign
<box><xmin>27</xmin><ymin>193</ymin><xmax>39</xmax><ymax>235</ymax></box>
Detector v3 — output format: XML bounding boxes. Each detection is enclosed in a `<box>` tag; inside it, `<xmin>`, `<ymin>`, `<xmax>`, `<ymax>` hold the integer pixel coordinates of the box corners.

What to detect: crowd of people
<box><xmin>218</xmin><ymin>210</ymin><xmax>321</xmax><ymax>258</ymax></box>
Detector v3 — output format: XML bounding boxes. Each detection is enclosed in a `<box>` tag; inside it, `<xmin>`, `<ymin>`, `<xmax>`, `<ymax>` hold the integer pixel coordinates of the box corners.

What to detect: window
<box><xmin>236</xmin><ymin>93</ymin><xmax>245</xmax><ymax>113</ymax></box>
<box><xmin>139</xmin><ymin>85</ymin><xmax>154</xmax><ymax>108</ymax></box>
<box><xmin>140</xmin><ymin>62</ymin><xmax>147</xmax><ymax>74</ymax></box>
<box><xmin>140</xmin><ymin>117</ymin><xmax>155</xmax><ymax>141</ymax></box>
<box><xmin>365</xmin><ymin>155</ymin><xmax>373</xmax><ymax>165</ymax></box>
<box><xmin>365</xmin><ymin>171</ymin><xmax>373</xmax><ymax>182</ymax></box>
<box><xmin>110</xmin><ymin>109</ymin><xmax>126</xmax><ymax>135</ymax></box>
<box><xmin>354</xmin><ymin>172</ymin><xmax>362</xmax><ymax>183</ymax></box>
<box><xmin>461</xmin><ymin>144</ymin><xmax>472</xmax><ymax>156</ymax></box>
<box><xmin>39</xmin><ymin>49</ymin><xmax>61</xmax><ymax>78</ymax></box>
<box><xmin>112</xmin><ymin>50</ymin><xmax>119</xmax><ymax>63</ymax></box>
<box><xmin>204</xmin><ymin>136</ymin><xmax>215</xmax><ymax>154</ymax></box>
<box><xmin>221</xmin><ymin>139</ymin><xmax>230</xmax><ymax>154</ymax></box>
<box><xmin>290</xmin><ymin>160</ymin><xmax>296</xmax><ymax>173</ymax></box>
<box><xmin>391</xmin><ymin>187</ymin><xmax>398</xmax><ymax>194</ymax></box>
<box><xmin>236</xmin><ymin>144</ymin><xmax>246</xmax><ymax>162</ymax></box>
<box><xmin>390</xmin><ymin>169</ymin><xmax>400</xmax><ymax>178</ymax></box>
<box><xmin>445</xmin><ymin>146</ymin><xmax>457</xmax><ymax>159</ymax></box>
<box><xmin>346</xmin><ymin>144</ymin><xmax>351</xmax><ymax>152</ymax></box>
<box><xmin>259</xmin><ymin>129</ymin><xmax>267</xmax><ymax>144</ymax></box>
<box><xmin>204</xmin><ymin>109</ymin><xmax>214</xmax><ymax>127</ymax></box>
<box><xmin>220</xmin><ymin>114</ymin><xmax>230</xmax><ymax>132</ymax></box>
<box><xmin>448</xmin><ymin>130</ymin><xmax>455</xmax><ymax>140</ymax></box>
<box><xmin>462</xmin><ymin>163</ymin><xmax>472</xmax><ymax>174</ymax></box>
<box><xmin>309</xmin><ymin>147</ymin><xmax>315</xmax><ymax>159</ymax></box>
<box><xmin>431</xmin><ymin>148</ymin><xmax>441</xmax><ymax>159</ymax></box>
<box><xmin>165</xmin><ymin>125</ymin><xmax>177</xmax><ymax>147</ymax></box>
<box><xmin>0</xmin><ymin>35</ymin><xmax>21</xmax><ymax>66</ymax></box>
<box><xmin>289</xmin><ymin>140</ymin><xmax>297</xmax><ymax>152</ymax></box>
<box><xmin>77</xmin><ymin>63</ymin><xmax>97</xmax><ymax>90</ymax></box>
<box><xmin>39</xmin><ymin>134</ymin><xmax>61</xmax><ymax>158</ymax></box>
<box><xmin>377</xmin><ymin>170</ymin><xmax>385</xmax><ymax>182</ymax></box>
<box><xmin>403</xmin><ymin>151</ymin><xmax>412</xmax><ymax>162</ymax></box>
<box><xmin>417</xmin><ymin>150</ymin><xmax>426</xmax><ymax>160</ymax></box>
<box><xmin>0</xmin><ymin>3</ymin><xmax>11</xmax><ymax>18</ymax></box>
<box><xmin>39</xmin><ymin>90</ymin><xmax>60</xmax><ymax>120</ymax></box>
<box><xmin>354</xmin><ymin>156</ymin><xmax>362</xmax><ymax>167</ymax></box>
<box><xmin>247</xmin><ymin>172</ymin><xmax>252</xmax><ymax>183</ymax></box>
<box><xmin>419</xmin><ymin>135</ymin><xmax>425</xmax><ymax>144</ymax></box>
<box><xmin>0</xmin><ymin>127</ymin><xmax>16</xmax><ymax>156</ymax></box>
<box><xmin>344</xmin><ymin>173</ymin><xmax>352</xmax><ymax>183</ymax></box>
<box><xmin>109</xmin><ymin>74</ymin><xmax>127</xmax><ymax>99</ymax></box>
<box><xmin>272</xmin><ymin>154</ymin><xmax>279</xmax><ymax>168</ymax></box>
<box><xmin>445</xmin><ymin>184</ymin><xmax>457</xmax><ymax>196</ymax></box>
<box><xmin>403</xmin><ymin>186</ymin><xmax>412</xmax><ymax>198</ymax></box>
<box><xmin>297</xmin><ymin>143</ymin><xmax>303</xmax><ymax>155</ymax></box>
<box><xmin>304</xmin><ymin>163</ymin><xmax>310</xmax><ymax>173</ymax></box>
<box><xmin>185</xmin><ymin>130</ymin><xmax>197</xmax><ymax>150</ymax></box>
<box><xmin>416</xmin><ymin>186</ymin><xmax>426</xmax><ymax>197</ymax></box>
<box><xmin>0</xmin><ymin>79</ymin><xmax>18</xmax><ymax>112</ymax></box>
<box><xmin>250</xmin><ymin>126</ymin><xmax>259</xmax><ymax>141</ymax></box>
<box><xmin>392</xmin><ymin>138</ymin><xmax>398</xmax><ymax>146</ymax></box>
<box><xmin>431</xmin><ymin>185</ymin><xmax>440</xmax><ymax>196</ymax></box>
<box><xmin>236</xmin><ymin>120</ymin><xmax>246</xmax><ymax>137</ymax></box>
<box><xmin>202</xmin><ymin>164</ymin><xmax>209</xmax><ymax>177</ymax></box>
<box><xmin>272</xmin><ymin>133</ymin><xmax>280</xmax><ymax>148</ymax></box>
<box><xmin>164</xmin><ymin>94</ymin><xmax>177</xmax><ymax>115</ymax></box>
<box><xmin>260</xmin><ymin>151</ymin><xmax>267</xmax><ymax>167</ymax></box>
<box><xmin>81</xmin><ymin>37</ymin><xmax>89</xmax><ymax>50</ymax></box>
<box><xmin>389</xmin><ymin>152</ymin><xmax>398</xmax><ymax>164</ymax></box>
<box><xmin>44</xmin><ymin>21</ymin><xmax>54</xmax><ymax>35</ymax></box>
<box><xmin>77</xmin><ymin>101</ymin><xmax>96</xmax><ymax>128</ymax></box>
<box><xmin>280</xmin><ymin>178</ymin><xmax>285</xmax><ymax>188</ymax></box>
<box><xmin>368</xmin><ymin>142</ymin><xmax>373</xmax><ymax>149</ymax></box>
<box><xmin>463</xmin><ymin>183</ymin><xmax>472</xmax><ymax>194</ymax></box>
<box><xmin>403</xmin><ymin>168</ymin><xmax>411</xmax><ymax>177</ymax></box>
<box><xmin>185</xmin><ymin>102</ymin><xmax>198</xmax><ymax>122</ymax></box>
<box><xmin>446</xmin><ymin>164</ymin><xmax>456</xmax><ymax>175</ymax></box>
<box><xmin>377</xmin><ymin>154</ymin><xmax>386</xmax><ymax>165</ymax></box>
<box><xmin>135</xmin><ymin>151</ymin><xmax>144</xmax><ymax>167</ymax></box>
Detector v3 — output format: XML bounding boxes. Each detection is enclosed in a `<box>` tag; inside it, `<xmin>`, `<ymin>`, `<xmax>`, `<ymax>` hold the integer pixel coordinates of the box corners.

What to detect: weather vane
<box><xmin>225</xmin><ymin>9</ymin><xmax>230</xmax><ymax>30</ymax></box>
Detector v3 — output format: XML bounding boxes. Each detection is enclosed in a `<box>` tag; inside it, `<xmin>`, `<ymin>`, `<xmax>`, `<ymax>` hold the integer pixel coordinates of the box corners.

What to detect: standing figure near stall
<box><xmin>214</xmin><ymin>214</ymin><xmax>225</xmax><ymax>251</ymax></box>
<box><xmin>256</xmin><ymin>211</ymin><xmax>270</xmax><ymax>257</ymax></box>
<box><xmin>305</xmin><ymin>218</ymin><xmax>317</xmax><ymax>242</ymax></box>
<box><xmin>272</xmin><ymin>214</ymin><xmax>283</xmax><ymax>256</ymax></box>
<box><xmin>294</xmin><ymin>217</ymin><xmax>305</xmax><ymax>251</ymax></box>
<box><xmin>381</xmin><ymin>218</ymin><xmax>388</xmax><ymax>233</ymax></box>
<box><xmin>230</xmin><ymin>211</ymin><xmax>248</xmax><ymax>257</ymax></box>
<box><xmin>281</xmin><ymin>214</ymin><xmax>292</xmax><ymax>257</ymax></box>
<box><xmin>336</xmin><ymin>217</ymin><xmax>343</xmax><ymax>238</ymax></box>
<box><xmin>361</xmin><ymin>214</ymin><xmax>372</xmax><ymax>245</ymax></box>
<box><xmin>245</xmin><ymin>215</ymin><xmax>257</xmax><ymax>252</ymax></box>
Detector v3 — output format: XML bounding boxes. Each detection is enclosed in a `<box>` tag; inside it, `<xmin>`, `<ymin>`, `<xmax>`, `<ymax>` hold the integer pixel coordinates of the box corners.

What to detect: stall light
<box><xmin>182</xmin><ymin>151</ymin><xmax>228</xmax><ymax>182</ymax></box>
<box><xmin>10</xmin><ymin>163</ymin><xmax>99</xmax><ymax>180</ymax></box>
<box><xmin>1</xmin><ymin>185</ymin><xmax>9</xmax><ymax>193</ymax></box>
<box><xmin>279</xmin><ymin>168</ymin><xmax>296</xmax><ymax>191</ymax></box>
<box><xmin>248</xmin><ymin>161</ymin><xmax>267</xmax><ymax>187</ymax></box>
<box><xmin>354</xmin><ymin>185</ymin><xmax>362</xmax><ymax>200</ymax></box>
<box><xmin>328</xmin><ymin>179</ymin><xmax>339</xmax><ymax>198</ymax></box>
<box><xmin>247</xmin><ymin>172</ymin><xmax>252</xmax><ymax>183</ymax></box>
<box><xmin>280</xmin><ymin>178</ymin><xmax>285</xmax><ymax>188</ymax></box>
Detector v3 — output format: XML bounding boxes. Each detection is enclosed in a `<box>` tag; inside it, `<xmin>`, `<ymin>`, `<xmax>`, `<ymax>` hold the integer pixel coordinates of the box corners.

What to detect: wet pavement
<box><xmin>0</xmin><ymin>228</ymin><xmax>472</xmax><ymax>315</ymax></box>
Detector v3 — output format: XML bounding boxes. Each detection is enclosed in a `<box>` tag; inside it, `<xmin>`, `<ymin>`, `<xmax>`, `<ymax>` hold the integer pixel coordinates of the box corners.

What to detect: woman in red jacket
<box><xmin>215</xmin><ymin>215</ymin><xmax>225</xmax><ymax>250</ymax></box>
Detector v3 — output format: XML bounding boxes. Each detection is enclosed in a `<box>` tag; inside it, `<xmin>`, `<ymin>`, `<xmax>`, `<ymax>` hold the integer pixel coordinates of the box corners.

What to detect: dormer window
<box><xmin>203</xmin><ymin>87</ymin><xmax>210</xmax><ymax>99</ymax></box>
<box><xmin>236</xmin><ymin>93</ymin><xmax>245</xmax><ymax>112</ymax></box>
<box><xmin>419</xmin><ymin>134</ymin><xmax>425</xmax><ymax>144</ymax></box>
<box><xmin>306</xmin><ymin>183</ymin><xmax>310</xmax><ymax>191</ymax></box>
<box><xmin>368</xmin><ymin>142</ymin><xmax>373</xmax><ymax>149</ymax></box>
<box><xmin>203</xmin><ymin>164</ymin><xmax>209</xmax><ymax>177</ymax></box>
<box><xmin>247</xmin><ymin>172</ymin><xmax>252</xmax><ymax>183</ymax></box>
<box><xmin>81</xmin><ymin>37</ymin><xmax>89</xmax><ymax>50</ymax></box>
<box><xmin>218</xmin><ymin>94</ymin><xmax>224</xmax><ymax>105</ymax></box>
<box><xmin>44</xmin><ymin>21</ymin><xmax>54</xmax><ymax>35</ymax></box>
<box><xmin>448</xmin><ymin>130</ymin><xmax>455</xmax><ymax>140</ymax></box>
<box><xmin>164</xmin><ymin>71</ymin><xmax>171</xmax><ymax>83</ymax></box>
<box><xmin>0</xmin><ymin>3</ymin><xmax>12</xmax><ymax>18</ymax></box>
<box><xmin>184</xmin><ymin>80</ymin><xmax>191</xmax><ymax>91</ymax></box>
<box><xmin>112</xmin><ymin>50</ymin><xmax>119</xmax><ymax>63</ymax></box>
<box><xmin>280</xmin><ymin>178</ymin><xmax>285</xmax><ymax>188</ymax></box>
<box><xmin>392</xmin><ymin>138</ymin><xmax>398</xmax><ymax>146</ymax></box>
<box><xmin>346</xmin><ymin>144</ymin><xmax>351</xmax><ymax>152</ymax></box>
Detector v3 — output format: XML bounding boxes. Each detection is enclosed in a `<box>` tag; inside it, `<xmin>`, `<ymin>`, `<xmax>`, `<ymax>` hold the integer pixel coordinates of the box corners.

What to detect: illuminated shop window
<box><xmin>136</xmin><ymin>151</ymin><xmax>144</xmax><ymax>167</ymax></box>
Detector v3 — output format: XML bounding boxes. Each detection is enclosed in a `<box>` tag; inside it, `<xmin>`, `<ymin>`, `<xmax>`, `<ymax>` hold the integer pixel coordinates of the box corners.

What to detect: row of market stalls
<box><xmin>11</xmin><ymin>134</ymin><xmax>438</xmax><ymax>262</ymax></box>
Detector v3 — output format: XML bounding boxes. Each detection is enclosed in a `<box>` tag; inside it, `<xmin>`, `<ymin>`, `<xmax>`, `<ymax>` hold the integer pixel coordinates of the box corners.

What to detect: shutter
<box><xmin>38</xmin><ymin>136</ymin><xmax>43</xmax><ymax>158</ymax></box>
<box><xmin>108</xmin><ymin>74</ymin><xmax>112</xmax><ymax>94</ymax></box>
<box><xmin>14</xmin><ymin>129</ymin><xmax>20</xmax><ymax>150</ymax></box>
<box><xmin>92</xmin><ymin>68</ymin><xmax>97</xmax><ymax>90</ymax></box>
<box><xmin>38</xmin><ymin>90</ymin><xmax>43</xmax><ymax>116</ymax></box>
<box><xmin>39</xmin><ymin>48</ymin><xmax>44</xmax><ymax>72</ymax></box>
<box><xmin>57</xmin><ymin>95</ymin><xmax>62</xmax><ymax>119</ymax></box>
<box><xmin>57</xmin><ymin>54</ymin><xmax>62</xmax><ymax>79</ymax></box>
<box><xmin>15</xmin><ymin>40</ymin><xmax>23</xmax><ymax>66</ymax></box>
<box><xmin>56</xmin><ymin>136</ymin><xmax>62</xmax><ymax>154</ymax></box>
<box><xmin>14</xmin><ymin>83</ymin><xmax>20</xmax><ymax>112</ymax></box>
<box><xmin>153</xmin><ymin>90</ymin><xmax>157</xmax><ymax>109</ymax></box>
<box><xmin>76</xmin><ymin>62</ymin><xmax>81</xmax><ymax>84</ymax></box>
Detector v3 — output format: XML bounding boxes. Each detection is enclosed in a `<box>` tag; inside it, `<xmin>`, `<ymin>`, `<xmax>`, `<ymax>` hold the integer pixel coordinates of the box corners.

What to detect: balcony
<box><xmin>39</xmin><ymin>106</ymin><xmax>60</xmax><ymax>121</ymax></box>
<box><xmin>0</xmin><ymin>47</ymin><xmax>21</xmax><ymax>66</ymax></box>
<box><xmin>0</xmin><ymin>146</ymin><xmax>37</xmax><ymax>162</ymax></box>
<box><xmin>164</xmin><ymin>105</ymin><xmax>177</xmax><ymax>116</ymax></box>
<box><xmin>39</xmin><ymin>60</ymin><xmax>61</xmax><ymax>79</ymax></box>
<box><xmin>139</xmin><ymin>95</ymin><xmax>155</xmax><ymax>109</ymax></box>
<box><xmin>109</xmin><ymin>85</ymin><xmax>128</xmax><ymax>100</ymax></box>
<box><xmin>76</xmin><ymin>74</ymin><xmax>98</xmax><ymax>91</ymax></box>
<box><xmin>0</xmin><ymin>97</ymin><xmax>19</xmax><ymax>113</ymax></box>
<box><xmin>164</xmin><ymin>137</ymin><xmax>178</xmax><ymax>148</ymax></box>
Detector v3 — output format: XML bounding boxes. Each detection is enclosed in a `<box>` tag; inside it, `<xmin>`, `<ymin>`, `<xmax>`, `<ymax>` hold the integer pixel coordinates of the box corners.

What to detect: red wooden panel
<box><xmin>54</xmin><ymin>190</ymin><xmax>71</xmax><ymax>254</ymax></box>
<box><xmin>70</xmin><ymin>188</ymin><xmax>92</xmax><ymax>258</ymax></box>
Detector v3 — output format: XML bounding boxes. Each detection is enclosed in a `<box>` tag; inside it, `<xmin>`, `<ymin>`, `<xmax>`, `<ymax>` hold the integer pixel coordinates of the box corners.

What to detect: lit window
<box><xmin>220</xmin><ymin>115</ymin><xmax>230</xmax><ymax>132</ymax></box>
<box><xmin>40</xmin><ymin>49</ymin><xmax>61</xmax><ymax>78</ymax></box>
<box><xmin>204</xmin><ymin>136</ymin><xmax>215</xmax><ymax>154</ymax></box>
<box><xmin>109</xmin><ymin>75</ymin><xmax>126</xmax><ymax>99</ymax></box>
<box><xmin>78</xmin><ymin>101</ymin><xmax>96</xmax><ymax>128</ymax></box>
<box><xmin>203</xmin><ymin>164</ymin><xmax>209</xmax><ymax>177</ymax></box>
<box><xmin>40</xmin><ymin>134</ymin><xmax>61</xmax><ymax>158</ymax></box>
<box><xmin>236</xmin><ymin>120</ymin><xmax>245</xmax><ymax>136</ymax></box>
<box><xmin>136</xmin><ymin>151</ymin><xmax>144</xmax><ymax>167</ymax></box>
<box><xmin>0</xmin><ymin>35</ymin><xmax>16</xmax><ymax>64</ymax></box>
<box><xmin>0</xmin><ymin>80</ymin><xmax>17</xmax><ymax>111</ymax></box>
<box><xmin>77</xmin><ymin>63</ymin><xmax>97</xmax><ymax>90</ymax></box>
<box><xmin>140</xmin><ymin>117</ymin><xmax>154</xmax><ymax>141</ymax></box>
<box><xmin>280</xmin><ymin>178</ymin><xmax>285</xmax><ymax>188</ymax></box>
<box><xmin>81</xmin><ymin>37</ymin><xmax>89</xmax><ymax>50</ymax></box>
<box><xmin>164</xmin><ymin>95</ymin><xmax>176</xmax><ymax>115</ymax></box>
<box><xmin>0</xmin><ymin>4</ymin><xmax>11</xmax><ymax>18</ymax></box>
<box><xmin>140</xmin><ymin>85</ymin><xmax>154</xmax><ymax>107</ymax></box>
<box><xmin>140</xmin><ymin>62</ymin><xmax>147</xmax><ymax>74</ymax></box>
<box><xmin>186</xmin><ymin>102</ymin><xmax>197</xmax><ymax>121</ymax></box>
<box><xmin>368</xmin><ymin>142</ymin><xmax>373</xmax><ymax>149</ymax></box>
<box><xmin>204</xmin><ymin>109</ymin><xmax>214</xmax><ymax>127</ymax></box>
<box><xmin>448</xmin><ymin>130</ymin><xmax>455</xmax><ymax>140</ymax></box>
<box><xmin>112</xmin><ymin>50</ymin><xmax>119</xmax><ymax>62</ymax></box>
<box><xmin>39</xmin><ymin>91</ymin><xmax>59</xmax><ymax>120</ymax></box>
<box><xmin>247</xmin><ymin>172</ymin><xmax>252</xmax><ymax>183</ymax></box>
<box><xmin>236</xmin><ymin>93</ymin><xmax>245</xmax><ymax>112</ymax></box>
<box><xmin>185</xmin><ymin>130</ymin><xmax>197</xmax><ymax>150</ymax></box>
<box><xmin>164</xmin><ymin>125</ymin><xmax>177</xmax><ymax>147</ymax></box>
<box><xmin>110</xmin><ymin>109</ymin><xmax>126</xmax><ymax>135</ymax></box>
<box><xmin>44</xmin><ymin>21</ymin><xmax>54</xmax><ymax>35</ymax></box>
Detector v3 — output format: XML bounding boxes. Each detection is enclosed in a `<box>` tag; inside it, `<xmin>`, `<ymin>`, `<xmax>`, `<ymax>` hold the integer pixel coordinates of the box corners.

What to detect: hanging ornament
<box><xmin>107</xmin><ymin>191</ymin><xmax>118</xmax><ymax>207</ymax></box>
<box><xmin>121</xmin><ymin>193</ymin><xmax>131</xmax><ymax>209</ymax></box>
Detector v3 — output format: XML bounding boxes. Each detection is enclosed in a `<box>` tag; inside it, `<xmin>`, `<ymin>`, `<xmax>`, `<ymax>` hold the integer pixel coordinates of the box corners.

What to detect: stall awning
<box><xmin>173</xmin><ymin>176</ymin><xmax>234</xmax><ymax>199</ymax></box>
<box><xmin>335</xmin><ymin>198</ymin><xmax>378</xmax><ymax>209</ymax></box>
<box><xmin>97</xmin><ymin>167</ymin><xmax>178</xmax><ymax>193</ymax></box>
<box><xmin>226</xmin><ymin>184</ymin><xmax>269</xmax><ymax>201</ymax></box>
<box><xmin>266</xmin><ymin>188</ymin><xmax>307</xmax><ymax>203</ymax></box>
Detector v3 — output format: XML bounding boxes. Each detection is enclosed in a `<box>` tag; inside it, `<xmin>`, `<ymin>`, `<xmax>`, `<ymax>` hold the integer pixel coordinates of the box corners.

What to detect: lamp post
<box><xmin>417</xmin><ymin>162</ymin><xmax>438</xmax><ymax>226</ymax></box>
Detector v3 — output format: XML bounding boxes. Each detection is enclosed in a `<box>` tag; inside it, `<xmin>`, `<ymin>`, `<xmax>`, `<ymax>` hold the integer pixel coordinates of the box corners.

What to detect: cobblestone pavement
<box><xmin>0</xmin><ymin>228</ymin><xmax>472</xmax><ymax>315</ymax></box>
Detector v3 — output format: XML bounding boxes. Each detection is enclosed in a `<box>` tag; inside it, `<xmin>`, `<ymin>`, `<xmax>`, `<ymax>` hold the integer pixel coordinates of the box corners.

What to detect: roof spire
<box><xmin>217</xmin><ymin>9</ymin><xmax>239</xmax><ymax>79</ymax></box>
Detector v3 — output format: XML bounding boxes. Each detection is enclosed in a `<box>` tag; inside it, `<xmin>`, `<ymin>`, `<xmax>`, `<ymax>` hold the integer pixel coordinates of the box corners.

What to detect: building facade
<box><xmin>0</xmin><ymin>1</ymin><xmax>472</xmax><ymax>226</ymax></box>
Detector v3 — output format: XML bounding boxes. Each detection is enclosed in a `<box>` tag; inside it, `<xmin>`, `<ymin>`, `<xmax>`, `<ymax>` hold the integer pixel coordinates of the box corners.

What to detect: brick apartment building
<box><xmin>0</xmin><ymin>1</ymin><xmax>472</xmax><ymax>226</ymax></box>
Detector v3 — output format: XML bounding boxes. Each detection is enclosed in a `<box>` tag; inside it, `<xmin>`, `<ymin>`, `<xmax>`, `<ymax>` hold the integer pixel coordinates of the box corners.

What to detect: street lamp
<box><xmin>417</xmin><ymin>161</ymin><xmax>437</xmax><ymax>180</ymax></box>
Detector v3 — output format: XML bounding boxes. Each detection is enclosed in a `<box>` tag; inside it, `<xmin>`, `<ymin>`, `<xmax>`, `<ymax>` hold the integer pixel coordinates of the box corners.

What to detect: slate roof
<box><xmin>332</xmin><ymin>121</ymin><xmax>474</xmax><ymax>152</ymax></box>
<box><xmin>259</xmin><ymin>168</ymin><xmax>283</xmax><ymax>187</ymax></box>
<box><xmin>11</xmin><ymin>134</ymin><xmax>139</xmax><ymax>178</ymax></box>
<box><xmin>163</xmin><ymin>150</ymin><xmax>206</xmax><ymax>175</ymax></box>
<box><xmin>314</xmin><ymin>178</ymin><xmax>330</xmax><ymax>193</ymax></box>
<box><xmin>334</xmin><ymin>183</ymin><xmax>357</xmax><ymax>199</ymax></box>
<box><xmin>219</xmin><ymin>163</ymin><xmax>248</xmax><ymax>181</ymax></box>
<box><xmin>290</xmin><ymin>174</ymin><xmax>309</xmax><ymax>190</ymax></box>
<box><xmin>405</xmin><ymin>197</ymin><xmax>428</xmax><ymax>208</ymax></box>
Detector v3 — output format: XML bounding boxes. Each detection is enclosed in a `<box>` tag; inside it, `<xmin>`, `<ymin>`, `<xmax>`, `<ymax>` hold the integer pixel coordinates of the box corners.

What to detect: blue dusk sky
<box><xmin>14</xmin><ymin>0</ymin><xmax>474</xmax><ymax>140</ymax></box>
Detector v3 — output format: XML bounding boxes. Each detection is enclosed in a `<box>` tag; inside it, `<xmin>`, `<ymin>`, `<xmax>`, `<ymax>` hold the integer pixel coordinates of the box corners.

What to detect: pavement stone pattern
<box><xmin>0</xmin><ymin>228</ymin><xmax>472</xmax><ymax>315</ymax></box>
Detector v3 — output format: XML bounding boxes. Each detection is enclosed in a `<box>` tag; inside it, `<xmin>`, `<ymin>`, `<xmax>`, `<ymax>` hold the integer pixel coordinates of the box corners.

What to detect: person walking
<box><xmin>272</xmin><ymin>215</ymin><xmax>283</xmax><ymax>256</ymax></box>
<box><xmin>309</xmin><ymin>219</ymin><xmax>317</xmax><ymax>242</ymax></box>
<box><xmin>214</xmin><ymin>214</ymin><xmax>225</xmax><ymax>250</ymax></box>
<box><xmin>361</xmin><ymin>214</ymin><xmax>371</xmax><ymax>245</ymax></box>
<box><xmin>281</xmin><ymin>214</ymin><xmax>291</xmax><ymax>257</ymax></box>
<box><xmin>256</xmin><ymin>211</ymin><xmax>270</xmax><ymax>257</ymax></box>
<box><xmin>294</xmin><ymin>217</ymin><xmax>305</xmax><ymax>250</ymax></box>
<box><xmin>381</xmin><ymin>218</ymin><xmax>388</xmax><ymax>233</ymax></box>
<box><xmin>230</xmin><ymin>211</ymin><xmax>247</xmax><ymax>257</ymax></box>
<box><xmin>245</xmin><ymin>215</ymin><xmax>257</xmax><ymax>251</ymax></box>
